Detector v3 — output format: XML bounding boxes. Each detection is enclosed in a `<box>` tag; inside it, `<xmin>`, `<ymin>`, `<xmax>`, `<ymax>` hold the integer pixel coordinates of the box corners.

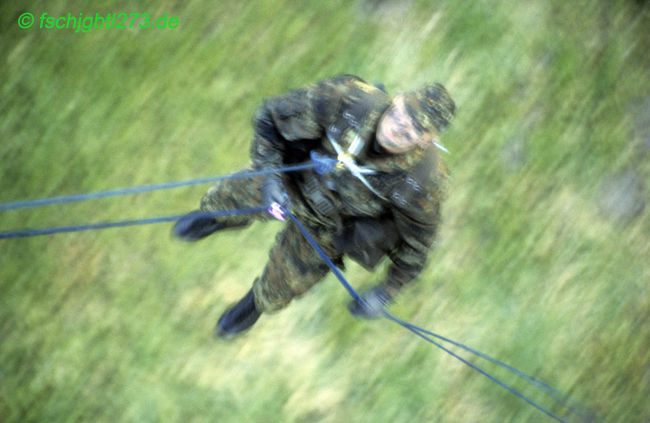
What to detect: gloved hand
<box><xmin>262</xmin><ymin>174</ymin><xmax>291</xmax><ymax>208</ymax></box>
<box><xmin>348</xmin><ymin>286</ymin><xmax>394</xmax><ymax>319</ymax></box>
<box><xmin>262</xmin><ymin>174</ymin><xmax>291</xmax><ymax>213</ymax></box>
<box><xmin>173</xmin><ymin>210</ymin><xmax>223</xmax><ymax>241</ymax></box>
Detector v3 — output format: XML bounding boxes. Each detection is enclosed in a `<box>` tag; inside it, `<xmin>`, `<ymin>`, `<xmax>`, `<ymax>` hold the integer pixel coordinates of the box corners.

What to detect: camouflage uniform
<box><xmin>201</xmin><ymin>75</ymin><xmax>448</xmax><ymax>313</ymax></box>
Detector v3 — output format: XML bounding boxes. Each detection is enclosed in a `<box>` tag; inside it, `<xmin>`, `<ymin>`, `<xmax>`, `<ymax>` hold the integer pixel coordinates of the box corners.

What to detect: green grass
<box><xmin>1</xmin><ymin>0</ymin><xmax>649</xmax><ymax>422</ymax></box>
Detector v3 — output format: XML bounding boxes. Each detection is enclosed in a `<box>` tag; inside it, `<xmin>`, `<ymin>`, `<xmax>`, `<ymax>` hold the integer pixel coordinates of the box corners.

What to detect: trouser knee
<box><xmin>199</xmin><ymin>172</ymin><xmax>266</xmax><ymax>226</ymax></box>
<box><xmin>252</xmin><ymin>260</ymin><xmax>330</xmax><ymax>313</ymax></box>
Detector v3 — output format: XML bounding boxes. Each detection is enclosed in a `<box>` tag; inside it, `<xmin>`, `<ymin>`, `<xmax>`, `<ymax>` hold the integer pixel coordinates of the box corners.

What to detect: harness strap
<box><xmin>326</xmin><ymin>129</ymin><xmax>388</xmax><ymax>201</ymax></box>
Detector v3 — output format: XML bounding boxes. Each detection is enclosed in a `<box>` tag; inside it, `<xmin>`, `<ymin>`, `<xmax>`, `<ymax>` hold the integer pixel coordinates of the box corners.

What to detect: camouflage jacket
<box><xmin>250</xmin><ymin>75</ymin><xmax>447</xmax><ymax>292</ymax></box>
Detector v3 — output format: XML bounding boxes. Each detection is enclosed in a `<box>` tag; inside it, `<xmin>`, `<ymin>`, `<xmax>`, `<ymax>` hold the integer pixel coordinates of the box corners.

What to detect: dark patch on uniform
<box><xmin>254</xmin><ymin>104</ymin><xmax>283</xmax><ymax>143</ymax></box>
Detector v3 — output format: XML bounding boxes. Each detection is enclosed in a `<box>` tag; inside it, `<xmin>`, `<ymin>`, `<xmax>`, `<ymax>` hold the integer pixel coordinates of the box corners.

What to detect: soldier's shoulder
<box><xmin>306</xmin><ymin>75</ymin><xmax>362</xmax><ymax>122</ymax></box>
<box><xmin>316</xmin><ymin>74</ymin><xmax>385</xmax><ymax>95</ymax></box>
<box><xmin>381</xmin><ymin>149</ymin><xmax>448</xmax><ymax>208</ymax></box>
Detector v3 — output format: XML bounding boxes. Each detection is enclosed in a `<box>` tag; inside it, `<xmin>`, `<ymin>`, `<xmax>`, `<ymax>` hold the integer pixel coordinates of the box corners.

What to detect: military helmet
<box><xmin>403</xmin><ymin>83</ymin><xmax>456</xmax><ymax>134</ymax></box>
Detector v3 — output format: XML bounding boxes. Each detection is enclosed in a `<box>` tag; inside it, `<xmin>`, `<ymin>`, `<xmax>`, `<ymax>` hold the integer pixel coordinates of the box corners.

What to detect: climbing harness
<box><xmin>0</xmin><ymin>158</ymin><xmax>591</xmax><ymax>422</ymax></box>
<box><xmin>325</xmin><ymin>128</ymin><xmax>388</xmax><ymax>201</ymax></box>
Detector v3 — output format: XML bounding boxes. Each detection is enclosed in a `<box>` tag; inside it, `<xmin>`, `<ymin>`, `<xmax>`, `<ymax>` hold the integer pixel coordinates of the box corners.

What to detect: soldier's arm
<box><xmin>384</xmin><ymin>179</ymin><xmax>443</xmax><ymax>294</ymax></box>
<box><xmin>249</xmin><ymin>75</ymin><xmax>364</xmax><ymax>169</ymax></box>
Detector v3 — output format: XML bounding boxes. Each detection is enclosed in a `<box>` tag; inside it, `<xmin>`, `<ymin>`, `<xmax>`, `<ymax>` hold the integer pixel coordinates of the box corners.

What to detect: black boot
<box><xmin>216</xmin><ymin>289</ymin><xmax>261</xmax><ymax>339</ymax></box>
<box><xmin>173</xmin><ymin>210</ymin><xmax>247</xmax><ymax>241</ymax></box>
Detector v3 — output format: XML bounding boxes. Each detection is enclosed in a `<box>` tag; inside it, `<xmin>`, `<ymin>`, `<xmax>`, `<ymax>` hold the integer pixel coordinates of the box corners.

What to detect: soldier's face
<box><xmin>377</xmin><ymin>96</ymin><xmax>438</xmax><ymax>154</ymax></box>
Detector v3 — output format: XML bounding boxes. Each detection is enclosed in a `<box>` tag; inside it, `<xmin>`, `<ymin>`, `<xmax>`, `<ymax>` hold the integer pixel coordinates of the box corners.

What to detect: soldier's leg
<box><xmin>200</xmin><ymin>171</ymin><xmax>272</xmax><ymax>226</ymax></box>
<box><xmin>253</xmin><ymin>221</ymin><xmax>340</xmax><ymax>313</ymax></box>
<box><xmin>216</xmin><ymin>220</ymin><xmax>340</xmax><ymax>337</ymax></box>
<box><xmin>175</xmin><ymin>171</ymin><xmax>271</xmax><ymax>240</ymax></box>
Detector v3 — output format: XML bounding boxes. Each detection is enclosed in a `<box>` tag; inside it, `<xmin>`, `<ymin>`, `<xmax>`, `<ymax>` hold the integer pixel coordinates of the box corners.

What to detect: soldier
<box><xmin>174</xmin><ymin>74</ymin><xmax>456</xmax><ymax>338</ymax></box>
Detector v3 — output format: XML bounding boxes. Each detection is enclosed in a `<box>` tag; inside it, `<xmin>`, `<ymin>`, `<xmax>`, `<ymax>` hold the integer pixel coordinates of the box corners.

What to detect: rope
<box><xmin>0</xmin><ymin>207</ymin><xmax>267</xmax><ymax>239</ymax></box>
<box><xmin>285</xmin><ymin>210</ymin><xmax>362</xmax><ymax>303</ymax></box>
<box><xmin>0</xmin><ymin>157</ymin><xmax>587</xmax><ymax>421</ymax></box>
<box><xmin>0</xmin><ymin>163</ymin><xmax>317</xmax><ymax>212</ymax></box>
<box><xmin>383</xmin><ymin>312</ymin><xmax>566</xmax><ymax>422</ymax></box>
<box><xmin>390</xmin><ymin>317</ymin><xmax>588</xmax><ymax>418</ymax></box>
<box><xmin>283</xmin><ymin>206</ymin><xmax>579</xmax><ymax>423</ymax></box>
<box><xmin>0</xmin><ymin>154</ymin><xmax>338</xmax><ymax>237</ymax></box>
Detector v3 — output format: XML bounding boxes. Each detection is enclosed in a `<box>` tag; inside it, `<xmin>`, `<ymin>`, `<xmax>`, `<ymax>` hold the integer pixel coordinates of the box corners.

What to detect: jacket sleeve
<box><xmin>383</xmin><ymin>175</ymin><xmax>443</xmax><ymax>294</ymax></box>
<box><xmin>249</xmin><ymin>75</ymin><xmax>363</xmax><ymax>169</ymax></box>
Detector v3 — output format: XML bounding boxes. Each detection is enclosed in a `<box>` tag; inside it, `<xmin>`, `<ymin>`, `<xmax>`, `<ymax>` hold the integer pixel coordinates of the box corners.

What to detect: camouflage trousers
<box><xmin>200</xmin><ymin>171</ymin><xmax>341</xmax><ymax>313</ymax></box>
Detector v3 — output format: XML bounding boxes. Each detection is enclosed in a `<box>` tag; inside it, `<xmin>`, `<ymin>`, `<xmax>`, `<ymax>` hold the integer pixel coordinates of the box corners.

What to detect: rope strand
<box><xmin>382</xmin><ymin>312</ymin><xmax>567</xmax><ymax>422</ymax></box>
<box><xmin>0</xmin><ymin>161</ymin><xmax>589</xmax><ymax>422</ymax></box>
<box><xmin>283</xmin><ymin>206</ymin><xmax>582</xmax><ymax>422</ymax></box>
<box><xmin>0</xmin><ymin>163</ymin><xmax>316</xmax><ymax>212</ymax></box>
<box><xmin>396</xmin><ymin>318</ymin><xmax>576</xmax><ymax>408</ymax></box>
<box><xmin>0</xmin><ymin>207</ymin><xmax>267</xmax><ymax>239</ymax></box>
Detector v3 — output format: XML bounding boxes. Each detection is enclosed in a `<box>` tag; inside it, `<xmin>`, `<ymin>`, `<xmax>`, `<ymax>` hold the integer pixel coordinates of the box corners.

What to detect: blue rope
<box><xmin>0</xmin><ymin>207</ymin><xmax>267</xmax><ymax>239</ymax></box>
<box><xmin>0</xmin><ymin>156</ymin><xmax>585</xmax><ymax>422</ymax></box>
<box><xmin>391</xmin><ymin>317</ymin><xmax>589</xmax><ymax>419</ymax></box>
<box><xmin>283</xmin><ymin>207</ymin><xmax>578</xmax><ymax>422</ymax></box>
<box><xmin>285</xmin><ymin>210</ymin><xmax>362</xmax><ymax>303</ymax></box>
<box><xmin>383</xmin><ymin>312</ymin><xmax>566</xmax><ymax>422</ymax></box>
<box><xmin>0</xmin><ymin>163</ymin><xmax>316</xmax><ymax>212</ymax></box>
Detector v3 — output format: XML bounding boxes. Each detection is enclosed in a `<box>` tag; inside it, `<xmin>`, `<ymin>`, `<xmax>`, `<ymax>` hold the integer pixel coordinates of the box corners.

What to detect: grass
<box><xmin>1</xmin><ymin>0</ymin><xmax>649</xmax><ymax>422</ymax></box>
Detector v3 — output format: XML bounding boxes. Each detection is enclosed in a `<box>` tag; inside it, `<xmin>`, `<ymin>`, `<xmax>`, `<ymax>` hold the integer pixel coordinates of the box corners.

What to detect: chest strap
<box><xmin>326</xmin><ymin>128</ymin><xmax>388</xmax><ymax>201</ymax></box>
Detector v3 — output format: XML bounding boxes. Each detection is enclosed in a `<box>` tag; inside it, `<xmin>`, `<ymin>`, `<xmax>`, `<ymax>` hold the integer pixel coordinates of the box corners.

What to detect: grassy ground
<box><xmin>1</xmin><ymin>0</ymin><xmax>649</xmax><ymax>422</ymax></box>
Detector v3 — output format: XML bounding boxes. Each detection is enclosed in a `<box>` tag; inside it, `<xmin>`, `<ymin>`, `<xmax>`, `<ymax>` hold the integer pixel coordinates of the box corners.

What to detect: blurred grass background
<box><xmin>1</xmin><ymin>0</ymin><xmax>649</xmax><ymax>422</ymax></box>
